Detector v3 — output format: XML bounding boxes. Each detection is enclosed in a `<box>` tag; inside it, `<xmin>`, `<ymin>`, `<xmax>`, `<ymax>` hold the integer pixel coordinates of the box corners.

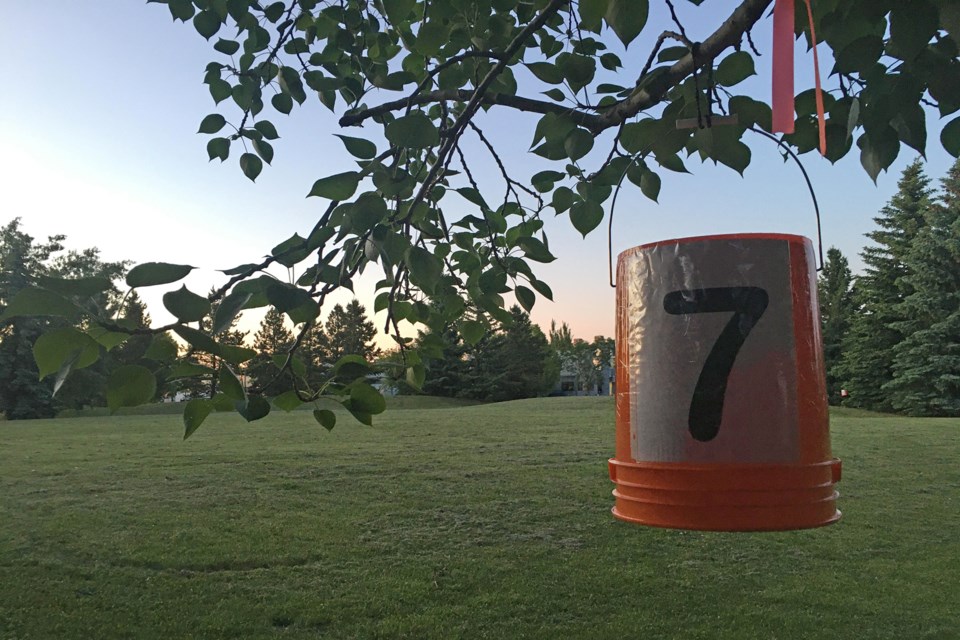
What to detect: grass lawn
<box><xmin>1</xmin><ymin>398</ymin><xmax>958</xmax><ymax>639</ymax></box>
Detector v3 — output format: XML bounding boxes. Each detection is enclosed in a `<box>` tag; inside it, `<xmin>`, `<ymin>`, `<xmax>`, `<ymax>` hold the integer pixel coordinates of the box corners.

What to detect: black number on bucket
<box><xmin>663</xmin><ymin>287</ymin><xmax>769</xmax><ymax>442</ymax></box>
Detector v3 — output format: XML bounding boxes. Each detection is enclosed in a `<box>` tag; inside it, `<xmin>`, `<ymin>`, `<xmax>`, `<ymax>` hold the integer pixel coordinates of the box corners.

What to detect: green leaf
<box><xmin>212</xmin><ymin>290</ymin><xmax>251</xmax><ymax>334</ymax></box>
<box><xmin>715</xmin><ymin>51</ymin><xmax>755</xmax><ymax>86</ymax></box>
<box><xmin>557</xmin><ymin>53</ymin><xmax>595</xmax><ymax>93</ymax></box>
<box><xmin>385</xmin><ymin>113</ymin><xmax>440</xmax><ymax>149</ymax></box>
<box><xmin>33</xmin><ymin>327</ymin><xmax>100</xmax><ymax>381</ymax></box>
<box><xmin>35</xmin><ymin>275</ymin><xmax>112</xmax><ymax>298</ymax></box>
<box><xmin>143</xmin><ymin>334</ymin><xmax>179</xmax><ymax>362</ymax></box>
<box><xmin>406</xmin><ymin>246</ymin><xmax>442</xmax><ymax>294</ymax></box>
<box><xmin>237</xmin><ymin>396</ymin><xmax>271</xmax><ymax>422</ymax></box>
<box><xmin>333</xmin><ymin>354</ymin><xmax>372</xmax><ymax>381</ymax></box>
<box><xmin>0</xmin><ymin>288</ymin><xmax>80</xmax><ymax>320</ymax></box>
<box><xmin>240</xmin><ymin>153</ymin><xmax>263</xmax><ymax>181</ymax></box>
<box><xmin>834</xmin><ymin>36</ymin><xmax>884</xmax><ymax>74</ymax></box>
<box><xmin>174</xmin><ymin>325</ymin><xmax>221</xmax><ymax>355</ymax></box>
<box><xmin>530</xmin><ymin>279</ymin><xmax>554</xmax><ymax>300</ymax></box>
<box><xmin>193</xmin><ymin>9</ymin><xmax>221</xmax><ymax>39</ymax></box>
<box><xmin>569</xmin><ymin>200</ymin><xmax>604</xmax><ymax>237</ymax></box>
<box><xmin>272</xmin><ymin>92</ymin><xmax>293</xmax><ymax>114</ymax></box>
<box><xmin>579</xmin><ymin>0</ymin><xmax>610</xmax><ymax>30</ymax></box>
<box><xmin>254</xmin><ymin>120</ymin><xmax>279</xmax><ymax>140</ymax></box>
<box><xmin>308</xmin><ymin>171</ymin><xmax>360</xmax><ymax>200</ymax></box>
<box><xmin>527</xmin><ymin>62</ymin><xmax>563</xmax><ymax>84</ymax></box>
<box><xmin>163</xmin><ymin>286</ymin><xmax>211</xmax><ymax>323</ymax></box>
<box><xmin>347</xmin><ymin>381</ymin><xmax>386</xmax><ymax>415</ymax></box>
<box><xmin>404</xmin><ymin>364</ymin><xmax>425</xmax><ymax>390</ymax></box>
<box><xmin>542</xmin><ymin>88</ymin><xmax>566</xmax><ymax>102</ymax></box>
<box><xmin>218</xmin><ymin>364</ymin><xmax>246</xmax><ymax>402</ymax></box>
<box><xmin>858</xmin><ymin>128</ymin><xmax>900</xmax><ymax>183</ymax></box>
<box><xmin>221</xmin><ymin>345</ymin><xmax>258</xmax><ymax>365</ymax></box>
<box><xmin>106</xmin><ymin>365</ymin><xmax>157</xmax><ymax>413</ymax></box>
<box><xmin>600</xmin><ymin>53</ymin><xmax>622</xmax><ymax>70</ymax></box>
<box><xmin>198</xmin><ymin>113</ymin><xmax>226</xmax><ymax>133</ymax></box>
<box><xmin>628</xmin><ymin>163</ymin><xmax>661</xmax><ymax>202</ymax></box>
<box><xmin>126</xmin><ymin>262</ymin><xmax>194</xmax><ymax>288</ymax></box>
<box><xmin>88</xmin><ymin>325</ymin><xmax>130</xmax><ymax>350</ymax></box>
<box><xmin>564</xmin><ymin>128</ymin><xmax>594</xmax><ymax>161</ymax></box>
<box><xmin>890</xmin><ymin>1</ymin><xmax>938</xmax><ymax>60</ymax></box>
<box><xmin>272</xmin><ymin>390</ymin><xmax>303</xmax><ymax>412</ymax></box>
<box><xmin>941</xmin><ymin>116</ymin><xmax>960</xmax><ymax>157</ymax></box>
<box><xmin>518</xmin><ymin>237</ymin><xmax>556</xmax><ymax>263</ymax></box>
<box><xmin>168</xmin><ymin>362</ymin><xmax>215</xmax><ymax>379</ymax></box>
<box><xmin>605</xmin><ymin>0</ymin><xmax>648</xmax><ymax>48</ymax></box>
<box><xmin>207</xmin><ymin>137</ymin><xmax>230</xmax><ymax>162</ymax></box>
<box><xmin>515</xmin><ymin>285</ymin><xmax>536</xmax><ymax>312</ymax></box>
<box><xmin>658</xmin><ymin>46</ymin><xmax>689</xmax><ymax>63</ymax></box>
<box><xmin>209</xmin><ymin>78</ymin><xmax>232</xmax><ymax>104</ymax></box>
<box><xmin>552</xmin><ymin>186</ymin><xmax>574</xmax><ymax>213</ymax></box>
<box><xmin>252</xmin><ymin>139</ymin><xmax>274</xmax><ymax>164</ymax></box>
<box><xmin>335</xmin><ymin>135</ymin><xmax>377</xmax><ymax>159</ymax></box>
<box><xmin>313</xmin><ymin>408</ymin><xmax>336</xmax><ymax>431</ymax></box>
<box><xmin>213</xmin><ymin>38</ymin><xmax>240</xmax><ymax>55</ymax></box>
<box><xmin>183</xmin><ymin>399</ymin><xmax>213</xmax><ymax>440</ymax></box>
<box><xmin>460</xmin><ymin>320</ymin><xmax>487</xmax><ymax>345</ymax></box>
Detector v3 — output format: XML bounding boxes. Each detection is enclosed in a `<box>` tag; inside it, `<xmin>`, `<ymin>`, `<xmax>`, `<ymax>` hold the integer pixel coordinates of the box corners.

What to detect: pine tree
<box><xmin>465</xmin><ymin>307</ymin><xmax>553</xmax><ymax>401</ymax></box>
<box><xmin>817</xmin><ymin>247</ymin><xmax>855</xmax><ymax>402</ymax></box>
<box><xmin>248</xmin><ymin>308</ymin><xmax>294</xmax><ymax>396</ymax></box>
<box><xmin>885</xmin><ymin>160</ymin><xmax>960</xmax><ymax>416</ymax></box>
<box><xmin>323</xmin><ymin>299</ymin><xmax>381</xmax><ymax>363</ymax></box>
<box><xmin>839</xmin><ymin>160</ymin><xmax>933</xmax><ymax>411</ymax></box>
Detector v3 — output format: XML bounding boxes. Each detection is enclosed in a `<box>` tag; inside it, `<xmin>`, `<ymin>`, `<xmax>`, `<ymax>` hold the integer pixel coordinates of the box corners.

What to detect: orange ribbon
<box><xmin>771</xmin><ymin>0</ymin><xmax>826</xmax><ymax>156</ymax></box>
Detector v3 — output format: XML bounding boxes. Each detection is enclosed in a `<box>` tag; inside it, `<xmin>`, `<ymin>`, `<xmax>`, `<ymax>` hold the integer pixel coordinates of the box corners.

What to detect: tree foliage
<box><xmin>817</xmin><ymin>247</ymin><xmax>854</xmax><ymax>402</ymax></box>
<box><xmin>838</xmin><ymin>160</ymin><xmax>933</xmax><ymax>411</ymax></box>
<box><xmin>11</xmin><ymin>0</ymin><xmax>960</xmax><ymax>430</ymax></box>
<box><xmin>884</xmin><ymin>160</ymin><xmax>960</xmax><ymax>415</ymax></box>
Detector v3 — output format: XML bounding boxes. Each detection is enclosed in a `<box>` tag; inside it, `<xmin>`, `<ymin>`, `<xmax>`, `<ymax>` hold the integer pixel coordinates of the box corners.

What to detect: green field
<box><xmin>2</xmin><ymin>398</ymin><xmax>958</xmax><ymax>639</ymax></box>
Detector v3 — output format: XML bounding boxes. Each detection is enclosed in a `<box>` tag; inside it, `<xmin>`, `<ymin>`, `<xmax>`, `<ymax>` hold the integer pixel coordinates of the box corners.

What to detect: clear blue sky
<box><xmin>2</xmin><ymin>2</ymin><xmax>955</xmax><ymax>342</ymax></box>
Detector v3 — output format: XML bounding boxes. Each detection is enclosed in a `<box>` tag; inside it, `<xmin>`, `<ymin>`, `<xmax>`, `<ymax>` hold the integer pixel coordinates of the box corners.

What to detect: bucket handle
<box><xmin>607</xmin><ymin>126</ymin><xmax>825</xmax><ymax>288</ymax></box>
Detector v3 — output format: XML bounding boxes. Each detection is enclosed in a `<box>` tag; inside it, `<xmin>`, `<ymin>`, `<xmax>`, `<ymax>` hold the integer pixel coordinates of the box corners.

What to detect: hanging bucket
<box><xmin>608</xmin><ymin>233</ymin><xmax>841</xmax><ymax>531</ymax></box>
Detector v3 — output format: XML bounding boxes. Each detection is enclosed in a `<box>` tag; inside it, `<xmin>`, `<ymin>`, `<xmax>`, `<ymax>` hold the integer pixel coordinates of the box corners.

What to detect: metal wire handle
<box><xmin>607</xmin><ymin>128</ymin><xmax>826</xmax><ymax>288</ymax></box>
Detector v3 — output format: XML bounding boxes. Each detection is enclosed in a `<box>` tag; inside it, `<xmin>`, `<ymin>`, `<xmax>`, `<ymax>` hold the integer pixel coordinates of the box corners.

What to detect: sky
<box><xmin>1</xmin><ymin>1</ymin><xmax>956</xmax><ymax>345</ymax></box>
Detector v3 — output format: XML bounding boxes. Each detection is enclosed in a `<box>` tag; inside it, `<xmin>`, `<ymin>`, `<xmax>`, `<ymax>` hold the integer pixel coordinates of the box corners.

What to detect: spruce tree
<box><xmin>323</xmin><ymin>300</ymin><xmax>380</xmax><ymax>363</ymax></box>
<box><xmin>839</xmin><ymin>160</ymin><xmax>933</xmax><ymax>411</ymax></box>
<box><xmin>817</xmin><ymin>247</ymin><xmax>855</xmax><ymax>402</ymax></box>
<box><xmin>885</xmin><ymin>160</ymin><xmax>960</xmax><ymax>416</ymax></box>
<box><xmin>248</xmin><ymin>308</ymin><xmax>294</xmax><ymax>396</ymax></box>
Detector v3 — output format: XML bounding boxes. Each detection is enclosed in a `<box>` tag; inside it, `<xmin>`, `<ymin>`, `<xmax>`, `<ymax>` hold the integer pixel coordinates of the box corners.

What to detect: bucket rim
<box><xmin>618</xmin><ymin>232</ymin><xmax>812</xmax><ymax>260</ymax></box>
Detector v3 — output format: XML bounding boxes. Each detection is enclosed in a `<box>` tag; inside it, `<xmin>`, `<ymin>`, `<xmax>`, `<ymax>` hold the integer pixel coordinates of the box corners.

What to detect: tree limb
<box><xmin>338</xmin><ymin>0</ymin><xmax>773</xmax><ymax>134</ymax></box>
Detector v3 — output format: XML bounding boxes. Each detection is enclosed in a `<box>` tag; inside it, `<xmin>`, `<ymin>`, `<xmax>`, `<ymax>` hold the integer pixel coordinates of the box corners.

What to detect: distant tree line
<box><xmin>820</xmin><ymin>159</ymin><xmax>960</xmax><ymax>417</ymax></box>
<box><xmin>381</xmin><ymin>306</ymin><xmax>613</xmax><ymax>402</ymax></box>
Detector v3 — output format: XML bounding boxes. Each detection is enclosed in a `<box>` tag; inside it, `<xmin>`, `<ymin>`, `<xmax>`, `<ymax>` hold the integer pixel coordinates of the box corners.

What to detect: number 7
<box><xmin>663</xmin><ymin>287</ymin><xmax>769</xmax><ymax>442</ymax></box>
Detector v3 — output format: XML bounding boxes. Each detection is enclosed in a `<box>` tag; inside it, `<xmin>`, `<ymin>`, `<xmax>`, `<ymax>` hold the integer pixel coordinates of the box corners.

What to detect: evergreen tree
<box><xmin>323</xmin><ymin>299</ymin><xmax>381</xmax><ymax>363</ymax></box>
<box><xmin>885</xmin><ymin>160</ymin><xmax>960</xmax><ymax>416</ymax></box>
<box><xmin>839</xmin><ymin>160</ymin><xmax>933</xmax><ymax>411</ymax></box>
<box><xmin>299</xmin><ymin>322</ymin><xmax>331</xmax><ymax>389</ymax></box>
<box><xmin>817</xmin><ymin>247</ymin><xmax>855</xmax><ymax>402</ymax></box>
<box><xmin>420</xmin><ymin>327</ymin><xmax>469</xmax><ymax>398</ymax></box>
<box><xmin>248</xmin><ymin>308</ymin><xmax>294</xmax><ymax>396</ymax></box>
<box><xmin>466</xmin><ymin>307</ymin><xmax>554</xmax><ymax>401</ymax></box>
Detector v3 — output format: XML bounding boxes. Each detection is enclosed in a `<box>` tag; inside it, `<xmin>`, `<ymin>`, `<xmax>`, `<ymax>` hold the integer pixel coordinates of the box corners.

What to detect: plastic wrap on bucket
<box><xmin>609</xmin><ymin>233</ymin><xmax>841</xmax><ymax>531</ymax></box>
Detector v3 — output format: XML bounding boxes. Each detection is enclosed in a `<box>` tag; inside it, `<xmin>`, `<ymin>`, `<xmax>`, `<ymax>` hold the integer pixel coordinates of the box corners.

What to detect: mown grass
<box><xmin>1</xmin><ymin>398</ymin><xmax>958</xmax><ymax>639</ymax></box>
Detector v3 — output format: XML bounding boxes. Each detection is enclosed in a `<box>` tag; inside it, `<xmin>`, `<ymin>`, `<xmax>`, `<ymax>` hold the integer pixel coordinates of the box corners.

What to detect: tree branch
<box><xmin>339</xmin><ymin>89</ymin><xmax>601</xmax><ymax>129</ymax></box>
<box><xmin>339</xmin><ymin>0</ymin><xmax>773</xmax><ymax>134</ymax></box>
<box><xmin>593</xmin><ymin>0</ymin><xmax>773</xmax><ymax>129</ymax></box>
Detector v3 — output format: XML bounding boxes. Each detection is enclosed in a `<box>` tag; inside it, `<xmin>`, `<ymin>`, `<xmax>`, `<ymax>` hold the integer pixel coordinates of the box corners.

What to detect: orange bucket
<box><xmin>609</xmin><ymin>233</ymin><xmax>841</xmax><ymax>531</ymax></box>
